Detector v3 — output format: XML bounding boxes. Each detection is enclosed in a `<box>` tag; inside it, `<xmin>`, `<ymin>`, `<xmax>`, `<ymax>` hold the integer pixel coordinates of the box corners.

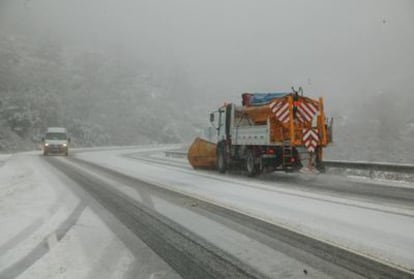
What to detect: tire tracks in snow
<box><xmin>0</xmin><ymin>202</ymin><xmax>86</xmax><ymax>279</ymax></box>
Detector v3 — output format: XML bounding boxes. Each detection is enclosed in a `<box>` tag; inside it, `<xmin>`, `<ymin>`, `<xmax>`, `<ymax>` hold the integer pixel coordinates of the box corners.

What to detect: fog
<box><xmin>1</xmin><ymin>0</ymin><xmax>413</xmax><ymax>161</ymax></box>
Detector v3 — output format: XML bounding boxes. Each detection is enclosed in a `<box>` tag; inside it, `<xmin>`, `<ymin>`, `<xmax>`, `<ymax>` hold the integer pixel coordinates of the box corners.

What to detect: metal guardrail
<box><xmin>165</xmin><ymin>150</ymin><xmax>187</xmax><ymax>158</ymax></box>
<box><xmin>165</xmin><ymin>151</ymin><xmax>414</xmax><ymax>174</ymax></box>
<box><xmin>324</xmin><ymin>160</ymin><xmax>414</xmax><ymax>174</ymax></box>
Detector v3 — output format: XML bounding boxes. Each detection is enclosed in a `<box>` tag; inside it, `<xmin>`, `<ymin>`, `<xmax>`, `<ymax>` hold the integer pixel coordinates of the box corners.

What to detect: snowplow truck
<box><xmin>188</xmin><ymin>89</ymin><xmax>333</xmax><ymax>175</ymax></box>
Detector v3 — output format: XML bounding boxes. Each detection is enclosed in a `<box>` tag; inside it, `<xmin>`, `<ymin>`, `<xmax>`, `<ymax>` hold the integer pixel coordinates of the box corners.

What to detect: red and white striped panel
<box><xmin>297</xmin><ymin>102</ymin><xmax>319</xmax><ymax>123</ymax></box>
<box><xmin>269</xmin><ymin>101</ymin><xmax>289</xmax><ymax>123</ymax></box>
<box><xmin>303</xmin><ymin>128</ymin><xmax>319</xmax><ymax>152</ymax></box>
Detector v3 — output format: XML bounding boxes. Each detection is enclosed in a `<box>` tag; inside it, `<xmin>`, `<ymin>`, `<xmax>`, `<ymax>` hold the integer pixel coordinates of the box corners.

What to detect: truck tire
<box><xmin>217</xmin><ymin>146</ymin><xmax>227</xmax><ymax>173</ymax></box>
<box><xmin>246</xmin><ymin>149</ymin><xmax>258</xmax><ymax>177</ymax></box>
<box><xmin>316</xmin><ymin>159</ymin><xmax>325</xmax><ymax>173</ymax></box>
<box><xmin>315</xmin><ymin>147</ymin><xmax>325</xmax><ymax>173</ymax></box>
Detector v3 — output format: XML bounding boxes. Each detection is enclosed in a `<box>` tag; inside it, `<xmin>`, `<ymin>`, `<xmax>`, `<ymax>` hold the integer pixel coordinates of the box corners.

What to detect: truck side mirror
<box><xmin>210</xmin><ymin>113</ymin><xmax>214</xmax><ymax>122</ymax></box>
<box><xmin>41</xmin><ymin>137</ymin><xmax>45</xmax><ymax>142</ymax></box>
<box><xmin>68</xmin><ymin>137</ymin><xmax>71</xmax><ymax>143</ymax></box>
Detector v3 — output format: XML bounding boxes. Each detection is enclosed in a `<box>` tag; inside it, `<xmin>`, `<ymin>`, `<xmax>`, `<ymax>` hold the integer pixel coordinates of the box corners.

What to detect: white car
<box><xmin>42</xmin><ymin>127</ymin><xmax>70</xmax><ymax>156</ymax></box>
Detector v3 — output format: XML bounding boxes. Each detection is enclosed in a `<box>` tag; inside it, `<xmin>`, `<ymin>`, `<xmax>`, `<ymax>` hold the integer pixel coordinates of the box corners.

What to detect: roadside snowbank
<box><xmin>0</xmin><ymin>152</ymin><xmax>179</xmax><ymax>279</ymax></box>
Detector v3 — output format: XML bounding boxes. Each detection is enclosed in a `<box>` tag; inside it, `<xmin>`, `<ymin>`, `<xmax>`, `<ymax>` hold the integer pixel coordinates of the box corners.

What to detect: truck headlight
<box><xmin>63</xmin><ymin>143</ymin><xmax>67</xmax><ymax>147</ymax></box>
<box><xmin>44</xmin><ymin>143</ymin><xmax>49</xmax><ymax>146</ymax></box>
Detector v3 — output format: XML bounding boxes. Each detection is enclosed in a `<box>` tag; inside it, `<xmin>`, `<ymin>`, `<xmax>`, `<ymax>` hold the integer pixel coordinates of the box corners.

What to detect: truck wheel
<box><xmin>316</xmin><ymin>160</ymin><xmax>326</xmax><ymax>173</ymax></box>
<box><xmin>43</xmin><ymin>151</ymin><xmax>48</xmax><ymax>156</ymax></box>
<box><xmin>217</xmin><ymin>147</ymin><xmax>227</xmax><ymax>173</ymax></box>
<box><xmin>246</xmin><ymin>149</ymin><xmax>258</xmax><ymax>177</ymax></box>
<box><xmin>315</xmin><ymin>147</ymin><xmax>325</xmax><ymax>173</ymax></box>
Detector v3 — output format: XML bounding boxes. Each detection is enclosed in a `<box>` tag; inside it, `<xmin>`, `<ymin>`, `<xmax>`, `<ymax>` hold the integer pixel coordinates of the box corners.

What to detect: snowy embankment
<box><xmin>0</xmin><ymin>154</ymin><xmax>12</xmax><ymax>166</ymax></box>
<box><xmin>0</xmin><ymin>153</ymin><xmax>137</xmax><ymax>279</ymax></box>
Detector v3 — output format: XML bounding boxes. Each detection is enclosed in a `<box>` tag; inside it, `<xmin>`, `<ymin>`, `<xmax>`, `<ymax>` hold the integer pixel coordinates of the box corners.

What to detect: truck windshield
<box><xmin>45</xmin><ymin>133</ymin><xmax>67</xmax><ymax>140</ymax></box>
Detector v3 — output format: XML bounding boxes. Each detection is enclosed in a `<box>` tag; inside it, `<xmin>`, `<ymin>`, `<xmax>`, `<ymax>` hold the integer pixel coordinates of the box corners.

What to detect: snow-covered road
<box><xmin>1</xmin><ymin>146</ymin><xmax>413</xmax><ymax>278</ymax></box>
<box><xmin>0</xmin><ymin>150</ymin><xmax>180</xmax><ymax>279</ymax></box>
<box><xmin>75</xmin><ymin>147</ymin><xmax>414</xmax><ymax>271</ymax></box>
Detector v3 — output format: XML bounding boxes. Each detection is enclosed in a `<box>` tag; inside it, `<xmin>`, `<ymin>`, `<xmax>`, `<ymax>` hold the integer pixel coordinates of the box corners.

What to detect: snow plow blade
<box><xmin>187</xmin><ymin>137</ymin><xmax>217</xmax><ymax>169</ymax></box>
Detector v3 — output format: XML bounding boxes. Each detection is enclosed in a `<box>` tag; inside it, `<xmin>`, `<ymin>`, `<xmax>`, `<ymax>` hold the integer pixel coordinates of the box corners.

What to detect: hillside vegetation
<box><xmin>0</xmin><ymin>32</ymin><xmax>199</xmax><ymax>152</ymax></box>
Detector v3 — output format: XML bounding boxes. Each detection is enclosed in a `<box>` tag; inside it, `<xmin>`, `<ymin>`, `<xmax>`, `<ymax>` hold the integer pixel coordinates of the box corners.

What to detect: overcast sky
<box><xmin>1</xmin><ymin>0</ymin><xmax>413</xmax><ymax>112</ymax></box>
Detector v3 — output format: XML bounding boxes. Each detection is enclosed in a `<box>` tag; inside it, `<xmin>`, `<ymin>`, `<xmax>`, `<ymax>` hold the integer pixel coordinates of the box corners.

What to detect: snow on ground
<box><xmin>2</xmin><ymin>146</ymin><xmax>413</xmax><ymax>278</ymax></box>
<box><xmin>0</xmin><ymin>153</ymin><xmax>80</xmax><ymax>271</ymax></box>
<box><xmin>0</xmin><ymin>151</ymin><xmax>179</xmax><ymax>279</ymax></box>
<box><xmin>0</xmin><ymin>154</ymin><xmax>11</xmax><ymax>166</ymax></box>
<box><xmin>54</xmin><ymin>158</ymin><xmax>330</xmax><ymax>278</ymax></box>
<box><xmin>17</xmin><ymin>208</ymin><xmax>135</xmax><ymax>279</ymax></box>
<box><xmin>75</xmin><ymin>147</ymin><xmax>414</xmax><ymax>271</ymax></box>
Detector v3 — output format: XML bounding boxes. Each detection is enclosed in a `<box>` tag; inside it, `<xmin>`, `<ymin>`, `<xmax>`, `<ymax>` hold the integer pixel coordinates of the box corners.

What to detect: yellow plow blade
<box><xmin>187</xmin><ymin>137</ymin><xmax>217</xmax><ymax>169</ymax></box>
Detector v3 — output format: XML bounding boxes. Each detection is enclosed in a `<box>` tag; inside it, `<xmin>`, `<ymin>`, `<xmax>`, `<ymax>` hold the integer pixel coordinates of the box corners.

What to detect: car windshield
<box><xmin>45</xmin><ymin>133</ymin><xmax>67</xmax><ymax>140</ymax></box>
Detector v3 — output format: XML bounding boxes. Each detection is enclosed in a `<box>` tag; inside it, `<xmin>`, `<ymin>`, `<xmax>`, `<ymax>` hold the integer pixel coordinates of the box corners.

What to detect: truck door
<box><xmin>211</xmin><ymin>104</ymin><xmax>233</xmax><ymax>142</ymax></box>
<box><xmin>217</xmin><ymin>106</ymin><xmax>226</xmax><ymax>141</ymax></box>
